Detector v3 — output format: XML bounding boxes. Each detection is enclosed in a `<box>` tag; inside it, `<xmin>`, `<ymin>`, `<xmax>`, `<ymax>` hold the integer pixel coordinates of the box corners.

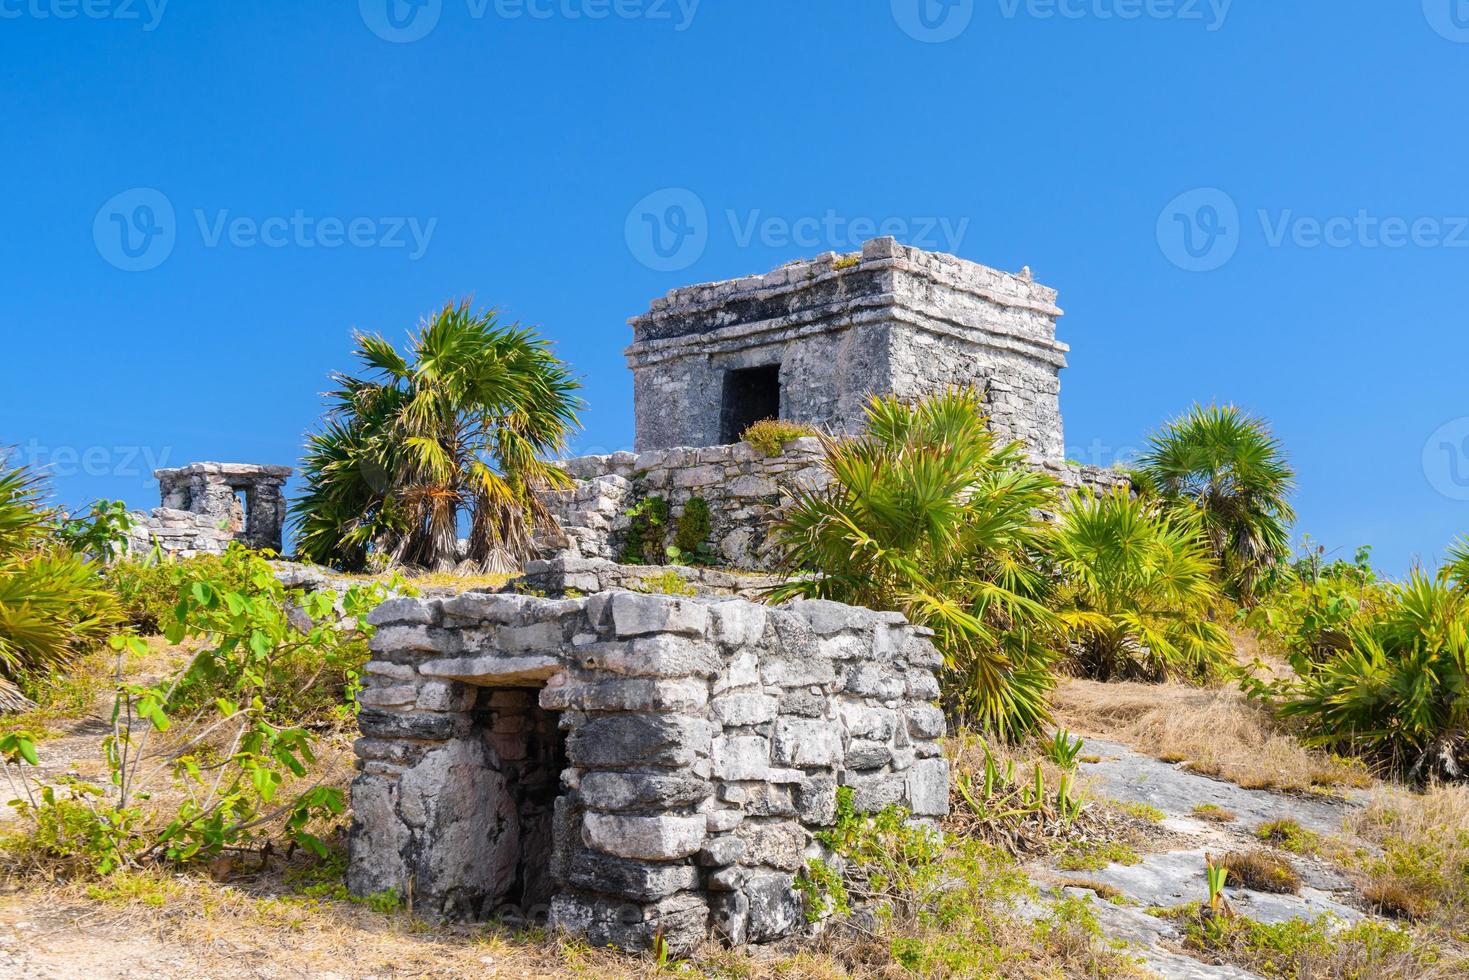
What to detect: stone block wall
<box><xmin>127</xmin><ymin>462</ymin><xmax>292</xmax><ymax>556</ymax></box>
<box><xmin>539</xmin><ymin>441</ymin><xmax>1132</xmax><ymax>572</ymax></box>
<box><xmin>540</xmin><ymin>439</ymin><xmax>830</xmax><ymax>571</ymax></box>
<box><xmin>348</xmin><ymin>590</ymin><xmax>948</xmax><ymax>952</ymax></box>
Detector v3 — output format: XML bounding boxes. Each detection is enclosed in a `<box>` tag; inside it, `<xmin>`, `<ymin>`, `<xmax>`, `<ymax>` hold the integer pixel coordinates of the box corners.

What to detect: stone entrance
<box><xmin>719</xmin><ymin>364</ymin><xmax>782</xmax><ymax>444</ymax></box>
<box><xmin>348</xmin><ymin>590</ymin><xmax>949</xmax><ymax>952</ymax></box>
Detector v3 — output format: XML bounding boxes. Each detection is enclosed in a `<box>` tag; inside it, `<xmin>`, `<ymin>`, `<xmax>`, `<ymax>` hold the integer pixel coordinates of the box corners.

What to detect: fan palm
<box><xmin>0</xmin><ymin>463</ymin><xmax>119</xmax><ymax>707</ymax></box>
<box><xmin>1137</xmin><ymin>404</ymin><xmax>1296</xmax><ymax>603</ymax></box>
<box><xmin>292</xmin><ymin>301</ymin><xmax>582</xmax><ymax>573</ymax></box>
<box><xmin>1276</xmin><ymin>567</ymin><xmax>1469</xmax><ymax>779</ymax></box>
<box><xmin>1052</xmin><ymin>489</ymin><xmax>1232</xmax><ymax>682</ymax></box>
<box><xmin>767</xmin><ymin>389</ymin><xmax>1061</xmax><ymax>738</ymax></box>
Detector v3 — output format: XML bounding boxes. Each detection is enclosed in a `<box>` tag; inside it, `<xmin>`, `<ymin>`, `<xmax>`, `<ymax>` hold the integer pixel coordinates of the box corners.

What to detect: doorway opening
<box><xmin>719</xmin><ymin>364</ymin><xmax>782</xmax><ymax>444</ymax></box>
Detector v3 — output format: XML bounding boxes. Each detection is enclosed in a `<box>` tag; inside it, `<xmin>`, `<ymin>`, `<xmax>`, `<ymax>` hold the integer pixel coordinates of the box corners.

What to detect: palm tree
<box><xmin>1137</xmin><ymin>404</ymin><xmax>1296</xmax><ymax>603</ymax></box>
<box><xmin>1051</xmin><ymin>490</ymin><xmax>1232</xmax><ymax>682</ymax></box>
<box><xmin>767</xmin><ymin>389</ymin><xmax>1062</xmax><ymax>739</ymax></box>
<box><xmin>292</xmin><ymin>301</ymin><xmax>582</xmax><ymax>574</ymax></box>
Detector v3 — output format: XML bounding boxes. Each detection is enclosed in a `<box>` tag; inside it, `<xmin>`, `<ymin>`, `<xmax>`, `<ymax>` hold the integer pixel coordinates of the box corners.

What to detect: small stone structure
<box><xmin>127</xmin><ymin>462</ymin><xmax>291</xmax><ymax>556</ymax></box>
<box><xmin>348</xmin><ymin>590</ymin><xmax>947</xmax><ymax>951</ymax></box>
<box><xmin>628</xmin><ymin>237</ymin><xmax>1070</xmax><ymax>460</ymax></box>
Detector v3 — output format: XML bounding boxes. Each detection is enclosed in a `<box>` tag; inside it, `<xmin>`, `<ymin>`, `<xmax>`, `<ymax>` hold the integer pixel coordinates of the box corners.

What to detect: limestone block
<box><xmin>745</xmin><ymin>873</ymin><xmax>803</xmax><ymax>943</ymax></box>
<box><xmin>567</xmin><ymin>714</ymin><xmax>710</xmax><ymax>768</ymax></box>
<box><xmin>771</xmin><ymin>718</ymin><xmax>843</xmax><ymax>768</ymax></box>
<box><xmin>568</xmin><ymin>852</ymin><xmax>701</xmax><ymax>901</ymax></box>
<box><xmin>583</xmin><ymin>813</ymin><xmax>706</xmax><ymax>860</ymax></box>
<box><xmin>577</xmin><ymin>771</ymin><xmax>712</xmax><ymax>810</ymax></box>
<box><xmin>710</xmin><ymin>692</ymin><xmax>778</xmax><ymax>727</ymax></box>
<box><xmin>907</xmin><ymin>758</ymin><xmax>950</xmax><ymax>817</ymax></box>
<box><xmin>735</xmin><ymin>822</ymin><xmax>807</xmax><ymax>871</ymax></box>
<box><xmin>712</xmin><ymin>735</ymin><xmax>771</xmax><ymax>781</ymax></box>
<box><xmin>611</xmin><ymin>592</ymin><xmax>711</xmax><ymax>638</ymax></box>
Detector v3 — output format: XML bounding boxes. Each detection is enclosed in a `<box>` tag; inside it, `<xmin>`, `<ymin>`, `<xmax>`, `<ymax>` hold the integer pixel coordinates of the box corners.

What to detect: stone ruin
<box><xmin>127</xmin><ymin>462</ymin><xmax>291</xmax><ymax>557</ymax></box>
<box><xmin>349</xmin><ymin>590</ymin><xmax>946</xmax><ymax>952</ymax></box>
<box><xmin>347</xmin><ymin>238</ymin><xmax>1128</xmax><ymax>951</ymax></box>
<box><xmin>542</xmin><ymin>238</ymin><xmax>1129</xmax><ymax>571</ymax></box>
<box><xmin>628</xmin><ymin>236</ymin><xmax>1069</xmax><ymax>458</ymax></box>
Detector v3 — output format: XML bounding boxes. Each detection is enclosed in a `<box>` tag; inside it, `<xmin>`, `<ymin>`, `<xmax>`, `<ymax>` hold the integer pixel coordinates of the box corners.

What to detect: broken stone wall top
<box><xmin>129</xmin><ymin>461</ymin><xmax>293</xmax><ymax>556</ymax></box>
<box><xmin>626</xmin><ymin>237</ymin><xmax>1070</xmax><ymax>460</ymax></box>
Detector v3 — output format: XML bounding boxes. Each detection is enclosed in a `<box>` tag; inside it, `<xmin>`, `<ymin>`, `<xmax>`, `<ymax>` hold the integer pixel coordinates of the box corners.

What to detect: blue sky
<box><xmin>3</xmin><ymin>1</ymin><xmax>1467</xmax><ymax>576</ymax></box>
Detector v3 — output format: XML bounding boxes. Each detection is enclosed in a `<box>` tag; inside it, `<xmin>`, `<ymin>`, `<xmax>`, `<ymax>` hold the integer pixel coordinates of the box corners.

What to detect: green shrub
<box><xmin>0</xmin><ymin>464</ymin><xmax>120</xmax><ymax>702</ymax></box>
<box><xmin>1</xmin><ymin>547</ymin><xmax>389</xmax><ymax>874</ymax></box>
<box><xmin>740</xmin><ymin>418</ymin><xmax>817</xmax><ymax>457</ymax></box>
<box><xmin>106</xmin><ymin>551</ymin><xmax>259</xmax><ymax>634</ymax></box>
<box><xmin>669</xmin><ymin>496</ymin><xmax>713</xmax><ymax>564</ymax></box>
<box><xmin>768</xmin><ymin>389</ymin><xmax>1062</xmax><ymax>738</ymax></box>
<box><xmin>1271</xmin><ymin>567</ymin><xmax>1469</xmax><ymax>778</ymax></box>
<box><xmin>619</xmin><ymin>495</ymin><xmax>670</xmax><ymax>565</ymax></box>
<box><xmin>1052</xmin><ymin>489</ymin><xmax>1233</xmax><ymax>682</ymax></box>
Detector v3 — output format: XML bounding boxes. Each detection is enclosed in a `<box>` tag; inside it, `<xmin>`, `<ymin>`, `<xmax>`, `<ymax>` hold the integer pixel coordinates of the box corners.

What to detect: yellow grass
<box><xmin>1051</xmin><ymin>678</ymin><xmax>1373</xmax><ymax>794</ymax></box>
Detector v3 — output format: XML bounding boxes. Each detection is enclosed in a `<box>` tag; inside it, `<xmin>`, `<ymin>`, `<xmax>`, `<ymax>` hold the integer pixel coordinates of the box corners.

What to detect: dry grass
<box><xmin>1217</xmin><ymin>850</ymin><xmax>1300</xmax><ymax>894</ymax></box>
<box><xmin>1191</xmin><ymin>803</ymin><xmax>1236</xmax><ymax>823</ymax></box>
<box><xmin>1345</xmin><ymin>783</ymin><xmax>1469</xmax><ymax>930</ymax></box>
<box><xmin>1052</xmin><ymin>678</ymin><xmax>1373</xmax><ymax>794</ymax></box>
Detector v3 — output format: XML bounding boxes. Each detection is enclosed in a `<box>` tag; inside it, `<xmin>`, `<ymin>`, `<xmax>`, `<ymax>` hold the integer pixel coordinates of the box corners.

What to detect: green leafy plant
<box><xmin>2</xmin><ymin>548</ymin><xmax>388</xmax><ymax>874</ymax></box>
<box><xmin>0</xmin><ymin>463</ymin><xmax>120</xmax><ymax>708</ymax></box>
<box><xmin>1136</xmin><ymin>404</ymin><xmax>1296</xmax><ymax>603</ymax></box>
<box><xmin>620</xmin><ymin>495</ymin><xmax>670</xmax><ymax>565</ymax></box>
<box><xmin>1042</xmin><ymin>728</ymin><xmax>1084</xmax><ymax>769</ymax></box>
<box><xmin>292</xmin><ymin>300</ymin><xmax>583</xmax><ymax>574</ymax></box>
<box><xmin>637</xmin><ymin>570</ymin><xmax>697</xmax><ymax>597</ymax></box>
<box><xmin>740</xmin><ymin>418</ymin><xmax>818</xmax><ymax>457</ymax></box>
<box><xmin>1052</xmin><ymin>489</ymin><xmax>1233</xmax><ymax>682</ymax></box>
<box><xmin>768</xmin><ymin>389</ymin><xmax>1062</xmax><ymax>738</ymax></box>
<box><xmin>666</xmin><ymin>496</ymin><xmax>714</xmax><ymax>565</ymax></box>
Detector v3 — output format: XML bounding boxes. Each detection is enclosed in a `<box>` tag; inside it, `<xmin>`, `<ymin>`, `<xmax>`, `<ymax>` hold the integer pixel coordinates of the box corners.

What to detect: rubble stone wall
<box><xmin>127</xmin><ymin>462</ymin><xmax>291</xmax><ymax>557</ymax></box>
<box><xmin>540</xmin><ymin>441</ymin><xmax>1131</xmax><ymax>572</ymax></box>
<box><xmin>348</xmin><ymin>590</ymin><xmax>948</xmax><ymax>952</ymax></box>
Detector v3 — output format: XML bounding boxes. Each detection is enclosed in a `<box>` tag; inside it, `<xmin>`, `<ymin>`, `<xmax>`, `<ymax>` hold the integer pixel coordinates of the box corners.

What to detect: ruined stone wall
<box><xmin>349</xmin><ymin>590</ymin><xmax>948</xmax><ymax>952</ymax></box>
<box><xmin>541</xmin><ymin>440</ymin><xmax>830</xmax><ymax>571</ymax></box>
<box><xmin>539</xmin><ymin>441</ymin><xmax>1131</xmax><ymax>572</ymax></box>
<box><xmin>127</xmin><ymin>462</ymin><xmax>291</xmax><ymax>557</ymax></box>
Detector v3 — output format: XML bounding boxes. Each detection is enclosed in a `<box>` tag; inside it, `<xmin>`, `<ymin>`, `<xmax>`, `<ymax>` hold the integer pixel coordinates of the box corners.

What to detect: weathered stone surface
<box><xmin>907</xmin><ymin>759</ymin><xmax>951</xmax><ymax>817</ymax></box>
<box><xmin>567</xmin><ymin>852</ymin><xmax>701</xmax><ymax>900</ymax></box>
<box><xmin>736</xmin><ymin>822</ymin><xmax>807</xmax><ymax>871</ymax></box>
<box><xmin>577</xmin><ymin>771</ymin><xmax>712</xmax><ymax>811</ymax></box>
<box><xmin>568</xmin><ymin>713</ymin><xmax>710</xmax><ymax>768</ymax></box>
<box><xmin>745</xmin><ymin>873</ymin><xmax>803</xmax><ymax>943</ymax></box>
<box><xmin>771</xmin><ymin>718</ymin><xmax>843</xmax><ymax>768</ymax></box>
<box><xmin>710</xmin><ymin>692</ymin><xmax>778</xmax><ymax>727</ymax></box>
<box><xmin>126</xmin><ymin>462</ymin><xmax>290</xmax><ymax>557</ymax></box>
<box><xmin>712</xmin><ymin>735</ymin><xmax>771</xmax><ymax>781</ymax></box>
<box><xmin>583</xmin><ymin>813</ymin><xmax>707</xmax><ymax>861</ymax></box>
<box><xmin>611</xmin><ymin>592</ymin><xmax>711</xmax><ymax>638</ymax></box>
<box><xmin>549</xmin><ymin>891</ymin><xmax>709</xmax><ymax>955</ymax></box>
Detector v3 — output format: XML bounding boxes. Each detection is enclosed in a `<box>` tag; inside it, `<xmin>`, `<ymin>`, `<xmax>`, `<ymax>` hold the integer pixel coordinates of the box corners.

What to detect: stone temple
<box><xmin>628</xmin><ymin>236</ymin><xmax>1069</xmax><ymax>460</ymax></box>
<box><xmin>127</xmin><ymin>462</ymin><xmax>292</xmax><ymax>557</ymax></box>
<box><xmin>348</xmin><ymin>239</ymin><xmax>1125</xmax><ymax>953</ymax></box>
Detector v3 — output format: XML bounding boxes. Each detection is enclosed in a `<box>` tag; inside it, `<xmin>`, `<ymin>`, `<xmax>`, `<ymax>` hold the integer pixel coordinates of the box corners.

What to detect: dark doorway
<box><xmin>719</xmin><ymin>364</ymin><xmax>782</xmax><ymax>444</ymax></box>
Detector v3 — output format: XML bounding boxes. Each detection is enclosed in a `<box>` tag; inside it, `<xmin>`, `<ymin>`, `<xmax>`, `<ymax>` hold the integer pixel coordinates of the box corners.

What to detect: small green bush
<box><xmin>740</xmin><ymin>418</ymin><xmax>817</xmax><ymax>457</ymax></box>
<box><xmin>619</xmin><ymin>495</ymin><xmax>670</xmax><ymax>565</ymax></box>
